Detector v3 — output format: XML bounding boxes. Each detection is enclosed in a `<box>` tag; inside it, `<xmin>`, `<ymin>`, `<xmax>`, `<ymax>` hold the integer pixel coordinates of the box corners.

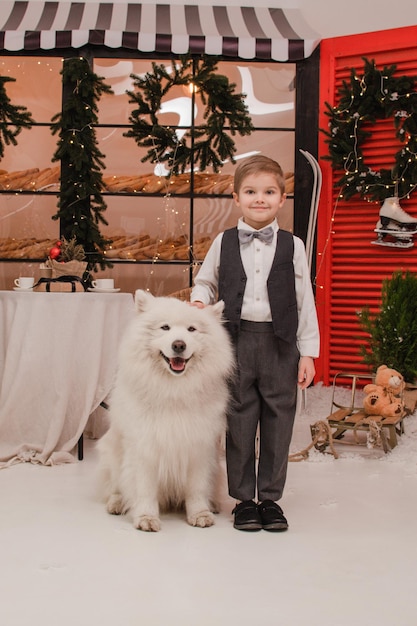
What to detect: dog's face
<box><xmin>154</xmin><ymin>322</ymin><xmax>198</xmax><ymax>375</ymax></box>
<box><xmin>133</xmin><ymin>290</ymin><xmax>227</xmax><ymax>378</ymax></box>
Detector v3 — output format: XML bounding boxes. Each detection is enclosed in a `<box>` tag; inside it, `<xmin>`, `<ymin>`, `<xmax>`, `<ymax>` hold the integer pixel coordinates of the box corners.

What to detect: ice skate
<box><xmin>372</xmin><ymin>220</ymin><xmax>414</xmax><ymax>248</ymax></box>
<box><xmin>371</xmin><ymin>227</ymin><xmax>414</xmax><ymax>248</ymax></box>
<box><xmin>378</xmin><ymin>197</ymin><xmax>417</xmax><ymax>234</ymax></box>
<box><xmin>372</xmin><ymin>197</ymin><xmax>417</xmax><ymax>248</ymax></box>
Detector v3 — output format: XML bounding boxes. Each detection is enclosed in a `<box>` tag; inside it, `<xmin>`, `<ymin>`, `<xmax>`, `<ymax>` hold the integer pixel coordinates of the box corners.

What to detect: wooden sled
<box><xmin>311</xmin><ymin>372</ymin><xmax>406</xmax><ymax>454</ymax></box>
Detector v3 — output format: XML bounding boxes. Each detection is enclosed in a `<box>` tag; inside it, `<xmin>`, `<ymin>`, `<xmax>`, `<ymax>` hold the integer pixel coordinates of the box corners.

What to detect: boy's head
<box><xmin>233</xmin><ymin>155</ymin><xmax>286</xmax><ymax>195</ymax></box>
<box><xmin>232</xmin><ymin>155</ymin><xmax>287</xmax><ymax>230</ymax></box>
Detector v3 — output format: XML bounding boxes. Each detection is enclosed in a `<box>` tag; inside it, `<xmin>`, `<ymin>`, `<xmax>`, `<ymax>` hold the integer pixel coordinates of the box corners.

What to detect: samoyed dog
<box><xmin>98</xmin><ymin>289</ymin><xmax>234</xmax><ymax>531</ymax></box>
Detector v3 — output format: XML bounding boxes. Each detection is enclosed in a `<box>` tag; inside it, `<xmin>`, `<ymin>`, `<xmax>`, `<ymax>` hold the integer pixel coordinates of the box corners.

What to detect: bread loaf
<box><xmin>0</xmin><ymin>166</ymin><xmax>296</xmax><ymax>196</ymax></box>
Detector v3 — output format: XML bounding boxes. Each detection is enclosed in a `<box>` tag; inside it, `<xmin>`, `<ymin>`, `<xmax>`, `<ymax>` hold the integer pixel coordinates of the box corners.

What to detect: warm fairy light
<box><xmin>327</xmin><ymin>59</ymin><xmax>417</xmax><ymax>203</ymax></box>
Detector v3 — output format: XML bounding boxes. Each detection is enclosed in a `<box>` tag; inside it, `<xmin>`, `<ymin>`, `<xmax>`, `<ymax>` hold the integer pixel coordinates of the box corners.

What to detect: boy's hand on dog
<box><xmin>189</xmin><ymin>301</ymin><xmax>205</xmax><ymax>308</ymax></box>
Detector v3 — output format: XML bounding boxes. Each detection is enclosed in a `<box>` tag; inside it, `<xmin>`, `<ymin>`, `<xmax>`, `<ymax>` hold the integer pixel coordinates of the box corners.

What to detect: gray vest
<box><xmin>218</xmin><ymin>227</ymin><xmax>298</xmax><ymax>342</ymax></box>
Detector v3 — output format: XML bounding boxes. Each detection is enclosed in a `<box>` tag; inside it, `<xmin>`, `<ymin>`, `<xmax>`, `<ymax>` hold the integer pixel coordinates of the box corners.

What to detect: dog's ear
<box><xmin>211</xmin><ymin>300</ymin><xmax>225</xmax><ymax>319</ymax></box>
<box><xmin>134</xmin><ymin>289</ymin><xmax>154</xmax><ymax>312</ymax></box>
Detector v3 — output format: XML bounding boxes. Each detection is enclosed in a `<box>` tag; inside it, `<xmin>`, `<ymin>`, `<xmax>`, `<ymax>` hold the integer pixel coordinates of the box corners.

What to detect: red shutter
<box><xmin>316</xmin><ymin>26</ymin><xmax>417</xmax><ymax>385</ymax></box>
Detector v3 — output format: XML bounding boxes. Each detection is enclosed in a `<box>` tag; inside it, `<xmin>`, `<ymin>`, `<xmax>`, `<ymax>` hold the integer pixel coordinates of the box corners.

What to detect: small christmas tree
<box><xmin>50</xmin><ymin>57</ymin><xmax>113</xmax><ymax>272</ymax></box>
<box><xmin>357</xmin><ymin>270</ymin><xmax>417</xmax><ymax>383</ymax></box>
<box><xmin>0</xmin><ymin>76</ymin><xmax>34</xmax><ymax>160</ymax></box>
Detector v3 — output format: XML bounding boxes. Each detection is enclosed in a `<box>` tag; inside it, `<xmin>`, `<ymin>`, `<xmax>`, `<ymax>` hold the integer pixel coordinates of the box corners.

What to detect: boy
<box><xmin>190</xmin><ymin>155</ymin><xmax>319</xmax><ymax>531</ymax></box>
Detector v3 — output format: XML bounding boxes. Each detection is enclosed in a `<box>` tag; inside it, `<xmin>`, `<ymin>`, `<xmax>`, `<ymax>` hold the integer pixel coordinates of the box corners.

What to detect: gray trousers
<box><xmin>226</xmin><ymin>320</ymin><xmax>299</xmax><ymax>502</ymax></box>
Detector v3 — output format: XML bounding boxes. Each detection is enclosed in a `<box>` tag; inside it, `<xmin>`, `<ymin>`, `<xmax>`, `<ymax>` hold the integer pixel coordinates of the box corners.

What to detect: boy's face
<box><xmin>233</xmin><ymin>172</ymin><xmax>286</xmax><ymax>230</ymax></box>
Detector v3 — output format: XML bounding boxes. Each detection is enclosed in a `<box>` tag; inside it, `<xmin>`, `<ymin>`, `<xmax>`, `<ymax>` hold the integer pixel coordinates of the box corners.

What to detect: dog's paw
<box><xmin>134</xmin><ymin>515</ymin><xmax>161</xmax><ymax>532</ymax></box>
<box><xmin>188</xmin><ymin>510</ymin><xmax>215</xmax><ymax>528</ymax></box>
<box><xmin>106</xmin><ymin>494</ymin><xmax>128</xmax><ymax>516</ymax></box>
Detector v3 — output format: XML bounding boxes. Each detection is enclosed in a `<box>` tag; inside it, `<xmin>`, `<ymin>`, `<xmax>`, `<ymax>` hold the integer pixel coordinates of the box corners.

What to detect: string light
<box><xmin>317</xmin><ymin>62</ymin><xmax>417</xmax><ymax>286</ymax></box>
<box><xmin>314</xmin><ymin>192</ymin><xmax>341</xmax><ymax>289</ymax></box>
<box><xmin>324</xmin><ymin>58</ymin><xmax>417</xmax><ymax>203</ymax></box>
<box><xmin>142</xmin><ymin>133</ymin><xmax>202</xmax><ymax>294</ymax></box>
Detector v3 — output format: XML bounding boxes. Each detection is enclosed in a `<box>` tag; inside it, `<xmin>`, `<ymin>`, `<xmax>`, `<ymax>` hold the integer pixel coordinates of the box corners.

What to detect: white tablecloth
<box><xmin>0</xmin><ymin>291</ymin><xmax>135</xmax><ymax>467</ymax></box>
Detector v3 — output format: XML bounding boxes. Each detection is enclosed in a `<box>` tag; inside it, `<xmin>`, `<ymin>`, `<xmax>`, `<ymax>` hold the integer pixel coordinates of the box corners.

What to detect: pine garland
<box><xmin>0</xmin><ymin>76</ymin><xmax>35</xmax><ymax>160</ymax></box>
<box><xmin>124</xmin><ymin>55</ymin><xmax>254</xmax><ymax>175</ymax></box>
<box><xmin>357</xmin><ymin>270</ymin><xmax>417</xmax><ymax>382</ymax></box>
<box><xmin>322</xmin><ymin>58</ymin><xmax>417</xmax><ymax>202</ymax></box>
<box><xmin>50</xmin><ymin>57</ymin><xmax>113</xmax><ymax>271</ymax></box>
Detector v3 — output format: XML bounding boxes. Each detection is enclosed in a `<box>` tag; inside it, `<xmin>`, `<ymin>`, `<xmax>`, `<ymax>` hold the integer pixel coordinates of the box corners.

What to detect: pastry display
<box><xmin>0</xmin><ymin>167</ymin><xmax>60</xmax><ymax>191</ymax></box>
<box><xmin>0</xmin><ymin>233</ymin><xmax>212</xmax><ymax>261</ymax></box>
<box><xmin>0</xmin><ymin>168</ymin><xmax>294</xmax><ymax>195</ymax></box>
<box><xmin>0</xmin><ymin>237</ymin><xmax>56</xmax><ymax>259</ymax></box>
<box><xmin>0</xmin><ymin>167</ymin><xmax>293</xmax><ymax>260</ymax></box>
<box><xmin>103</xmin><ymin>233</ymin><xmax>211</xmax><ymax>261</ymax></box>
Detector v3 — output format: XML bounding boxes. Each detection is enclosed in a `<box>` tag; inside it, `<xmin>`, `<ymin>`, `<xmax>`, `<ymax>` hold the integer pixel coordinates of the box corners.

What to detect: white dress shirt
<box><xmin>191</xmin><ymin>218</ymin><xmax>320</xmax><ymax>358</ymax></box>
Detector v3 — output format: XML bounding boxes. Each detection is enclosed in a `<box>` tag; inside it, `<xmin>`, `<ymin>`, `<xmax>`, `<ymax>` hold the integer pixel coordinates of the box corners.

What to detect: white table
<box><xmin>0</xmin><ymin>291</ymin><xmax>135</xmax><ymax>467</ymax></box>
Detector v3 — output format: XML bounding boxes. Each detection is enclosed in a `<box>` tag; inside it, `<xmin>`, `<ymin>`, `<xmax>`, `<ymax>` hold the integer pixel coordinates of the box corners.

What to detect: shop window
<box><xmin>0</xmin><ymin>55</ymin><xmax>296</xmax><ymax>294</ymax></box>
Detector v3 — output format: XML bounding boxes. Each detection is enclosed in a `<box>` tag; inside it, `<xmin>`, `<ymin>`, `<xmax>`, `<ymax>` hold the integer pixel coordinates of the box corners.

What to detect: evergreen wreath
<box><xmin>124</xmin><ymin>55</ymin><xmax>254</xmax><ymax>175</ymax></box>
<box><xmin>322</xmin><ymin>57</ymin><xmax>417</xmax><ymax>202</ymax></box>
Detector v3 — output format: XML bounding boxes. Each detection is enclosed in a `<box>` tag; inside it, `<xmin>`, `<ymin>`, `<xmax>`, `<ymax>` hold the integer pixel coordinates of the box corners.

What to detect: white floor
<box><xmin>2</xmin><ymin>383</ymin><xmax>417</xmax><ymax>626</ymax></box>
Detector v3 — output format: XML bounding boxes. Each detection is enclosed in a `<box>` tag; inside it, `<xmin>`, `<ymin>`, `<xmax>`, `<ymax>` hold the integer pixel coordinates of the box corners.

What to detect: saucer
<box><xmin>13</xmin><ymin>287</ymin><xmax>34</xmax><ymax>292</ymax></box>
<box><xmin>87</xmin><ymin>287</ymin><xmax>120</xmax><ymax>293</ymax></box>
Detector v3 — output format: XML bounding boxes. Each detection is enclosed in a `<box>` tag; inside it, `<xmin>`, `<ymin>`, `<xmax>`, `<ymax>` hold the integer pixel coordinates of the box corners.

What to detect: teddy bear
<box><xmin>362</xmin><ymin>365</ymin><xmax>405</xmax><ymax>417</ymax></box>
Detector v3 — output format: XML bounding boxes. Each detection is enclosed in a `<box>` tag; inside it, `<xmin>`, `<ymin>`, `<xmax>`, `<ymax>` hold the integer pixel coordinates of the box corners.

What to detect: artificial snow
<box><xmin>1</xmin><ymin>382</ymin><xmax>417</xmax><ymax>626</ymax></box>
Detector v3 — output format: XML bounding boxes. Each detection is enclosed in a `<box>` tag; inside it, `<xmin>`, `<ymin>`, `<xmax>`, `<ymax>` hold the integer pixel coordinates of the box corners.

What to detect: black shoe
<box><xmin>258</xmin><ymin>500</ymin><xmax>288</xmax><ymax>532</ymax></box>
<box><xmin>232</xmin><ymin>500</ymin><xmax>262</xmax><ymax>531</ymax></box>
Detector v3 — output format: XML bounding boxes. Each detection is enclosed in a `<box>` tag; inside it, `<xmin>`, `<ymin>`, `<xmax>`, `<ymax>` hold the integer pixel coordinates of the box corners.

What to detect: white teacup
<box><xmin>91</xmin><ymin>278</ymin><xmax>114</xmax><ymax>290</ymax></box>
<box><xmin>14</xmin><ymin>277</ymin><xmax>35</xmax><ymax>289</ymax></box>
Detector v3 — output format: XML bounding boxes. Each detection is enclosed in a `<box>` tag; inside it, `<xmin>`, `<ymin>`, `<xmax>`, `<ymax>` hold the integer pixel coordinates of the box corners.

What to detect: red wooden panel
<box><xmin>316</xmin><ymin>26</ymin><xmax>417</xmax><ymax>384</ymax></box>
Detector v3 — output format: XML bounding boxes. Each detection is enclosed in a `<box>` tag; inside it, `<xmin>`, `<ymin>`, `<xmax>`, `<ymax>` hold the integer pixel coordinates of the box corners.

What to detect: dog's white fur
<box><xmin>98</xmin><ymin>289</ymin><xmax>234</xmax><ymax>531</ymax></box>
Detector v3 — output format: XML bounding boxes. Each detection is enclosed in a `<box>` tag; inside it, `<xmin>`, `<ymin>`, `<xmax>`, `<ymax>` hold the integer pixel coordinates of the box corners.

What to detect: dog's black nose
<box><xmin>172</xmin><ymin>340</ymin><xmax>186</xmax><ymax>354</ymax></box>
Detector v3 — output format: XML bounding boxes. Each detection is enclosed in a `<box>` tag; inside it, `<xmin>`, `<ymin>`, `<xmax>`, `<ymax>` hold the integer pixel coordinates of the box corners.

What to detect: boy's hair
<box><xmin>233</xmin><ymin>155</ymin><xmax>286</xmax><ymax>195</ymax></box>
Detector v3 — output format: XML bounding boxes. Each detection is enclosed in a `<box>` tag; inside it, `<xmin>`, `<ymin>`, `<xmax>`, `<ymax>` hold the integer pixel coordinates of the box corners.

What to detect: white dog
<box><xmin>98</xmin><ymin>289</ymin><xmax>234</xmax><ymax>531</ymax></box>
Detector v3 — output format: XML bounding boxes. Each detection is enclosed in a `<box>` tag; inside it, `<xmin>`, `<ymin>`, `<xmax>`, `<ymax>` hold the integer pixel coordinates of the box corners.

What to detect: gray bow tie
<box><xmin>238</xmin><ymin>226</ymin><xmax>274</xmax><ymax>245</ymax></box>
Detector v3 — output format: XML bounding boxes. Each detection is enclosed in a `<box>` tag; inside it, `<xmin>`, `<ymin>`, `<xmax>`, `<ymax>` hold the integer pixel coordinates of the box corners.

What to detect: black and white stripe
<box><xmin>0</xmin><ymin>2</ymin><xmax>320</xmax><ymax>60</ymax></box>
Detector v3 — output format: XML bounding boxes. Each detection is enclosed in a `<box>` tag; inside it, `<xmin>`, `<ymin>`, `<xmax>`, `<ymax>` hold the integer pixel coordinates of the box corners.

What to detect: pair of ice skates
<box><xmin>372</xmin><ymin>197</ymin><xmax>417</xmax><ymax>248</ymax></box>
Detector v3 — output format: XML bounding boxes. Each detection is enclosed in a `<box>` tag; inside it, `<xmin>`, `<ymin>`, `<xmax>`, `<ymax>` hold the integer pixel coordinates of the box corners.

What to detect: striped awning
<box><xmin>0</xmin><ymin>2</ymin><xmax>321</xmax><ymax>61</ymax></box>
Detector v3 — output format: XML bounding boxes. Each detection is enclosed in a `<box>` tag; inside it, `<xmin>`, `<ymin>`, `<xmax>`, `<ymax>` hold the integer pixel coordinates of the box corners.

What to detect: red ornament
<box><xmin>49</xmin><ymin>240</ymin><xmax>62</xmax><ymax>260</ymax></box>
